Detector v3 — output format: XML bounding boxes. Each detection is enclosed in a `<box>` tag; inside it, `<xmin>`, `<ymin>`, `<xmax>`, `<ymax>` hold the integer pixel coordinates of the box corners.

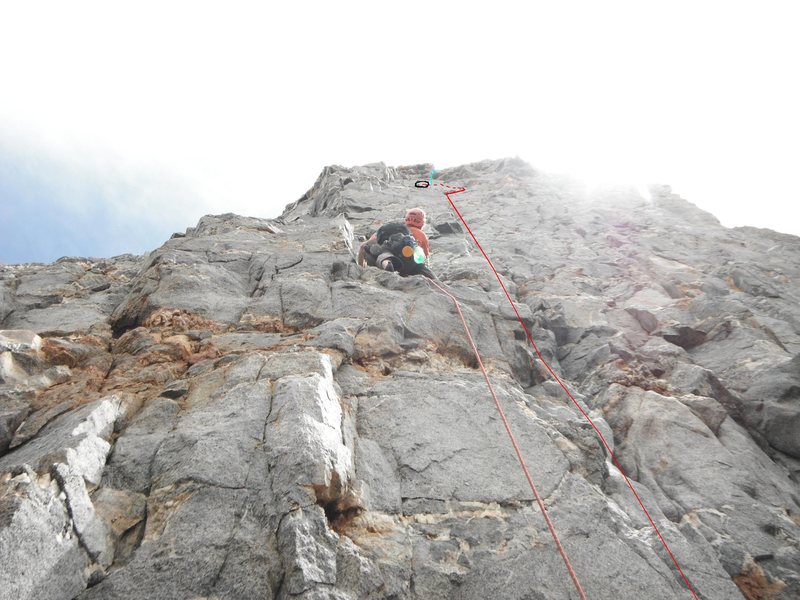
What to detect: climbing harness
<box><xmin>437</xmin><ymin>184</ymin><xmax>701</xmax><ymax>600</ymax></box>
<box><xmin>427</xmin><ymin>277</ymin><xmax>588</xmax><ymax>600</ymax></box>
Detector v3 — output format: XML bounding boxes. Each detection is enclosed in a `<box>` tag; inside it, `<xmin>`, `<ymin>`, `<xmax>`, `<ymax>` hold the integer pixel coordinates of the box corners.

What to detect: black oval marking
<box><xmin>414</xmin><ymin>181</ymin><xmax>430</xmax><ymax>188</ymax></box>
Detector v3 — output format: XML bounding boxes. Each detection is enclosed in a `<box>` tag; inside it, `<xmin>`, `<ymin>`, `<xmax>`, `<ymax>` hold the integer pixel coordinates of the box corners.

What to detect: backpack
<box><xmin>370</xmin><ymin>222</ymin><xmax>425</xmax><ymax>275</ymax></box>
<box><xmin>376</xmin><ymin>222</ymin><xmax>413</xmax><ymax>245</ymax></box>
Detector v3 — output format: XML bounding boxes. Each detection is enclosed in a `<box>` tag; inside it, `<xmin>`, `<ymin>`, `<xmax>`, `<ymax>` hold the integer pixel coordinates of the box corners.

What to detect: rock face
<box><xmin>1</xmin><ymin>158</ymin><xmax>799</xmax><ymax>599</ymax></box>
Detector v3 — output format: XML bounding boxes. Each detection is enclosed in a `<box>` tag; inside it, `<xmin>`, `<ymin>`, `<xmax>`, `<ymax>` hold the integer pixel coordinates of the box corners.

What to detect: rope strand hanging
<box><xmin>438</xmin><ymin>184</ymin><xmax>700</xmax><ymax>600</ymax></box>
<box><xmin>427</xmin><ymin>277</ymin><xmax>588</xmax><ymax>600</ymax></box>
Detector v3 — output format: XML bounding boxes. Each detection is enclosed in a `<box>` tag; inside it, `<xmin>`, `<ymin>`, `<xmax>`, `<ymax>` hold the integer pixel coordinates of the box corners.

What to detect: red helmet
<box><xmin>405</xmin><ymin>208</ymin><xmax>426</xmax><ymax>229</ymax></box>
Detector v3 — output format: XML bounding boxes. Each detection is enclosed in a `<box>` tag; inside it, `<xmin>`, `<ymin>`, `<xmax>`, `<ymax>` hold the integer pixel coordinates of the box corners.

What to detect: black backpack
<box><xmin>376</xmin><ymin>222</ymin><xmax>413</xmax><ymax>245</ymax></box>
<box><xmin>370</xmin><ymin>222</ymin><xmax>424</xmax><ymax>275</ymax></box>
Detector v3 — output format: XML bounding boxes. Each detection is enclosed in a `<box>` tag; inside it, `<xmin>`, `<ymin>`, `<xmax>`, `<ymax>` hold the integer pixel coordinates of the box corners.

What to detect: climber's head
<box><xmin>405</xmin><ymin>208</ymin><xmax>426</xmax><ymax>229</ymax></box>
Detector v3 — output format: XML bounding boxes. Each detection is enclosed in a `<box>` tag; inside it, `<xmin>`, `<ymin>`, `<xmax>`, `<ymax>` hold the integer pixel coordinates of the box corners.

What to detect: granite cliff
<box><xmin>1</xmin><ymin>159</ymin><xmax>799</xmax><ymax>599</ymax></box>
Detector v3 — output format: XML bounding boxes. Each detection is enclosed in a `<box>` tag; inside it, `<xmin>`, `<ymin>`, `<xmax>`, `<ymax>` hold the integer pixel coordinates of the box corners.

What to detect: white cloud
<box><xmin>0</xmin><ymin>0</ymin><xmax>798</xmax><ymax>241</ymax></box>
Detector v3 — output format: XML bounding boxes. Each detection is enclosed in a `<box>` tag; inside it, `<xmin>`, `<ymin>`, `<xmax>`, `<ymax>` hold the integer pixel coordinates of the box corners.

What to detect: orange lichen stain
<box><xmin>239</xmin><ymin>314</ymin><xmax>298</xmax><ymax>334</ymax></box>
<box><xmin>143</xmin><ymin>308</ymin><xmax>228</xmax><ymax>333</ymax></box>
<box><xmin>734</xmin><ymin>563</ymin><xmax>787</xmax><ymax>600</ymax></box>
<box><xmin>144</xmin><ymin>486</ymin><xmax>196</xmax><ymax>541</ymax></box>
<box><xmin>345</xmin><ymin>512</ymin><xmax>401</xmax><ymax>537</ymax></box>
<box><xmin>725</xmin><ymin>276</ymin><xmax>743</xmax><ymax>293</ymax></box>
<box><xmin>40</xmin><ymin>334</ymin><xmax>109</xmax><ymax>368</ymax></box>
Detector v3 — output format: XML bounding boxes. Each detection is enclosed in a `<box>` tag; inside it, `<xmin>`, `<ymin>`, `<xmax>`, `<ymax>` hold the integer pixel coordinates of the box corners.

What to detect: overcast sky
<box><xmin>1</xmin><ymin>1</ymin><xmax>798</xmax><ymax>264</ymax></box>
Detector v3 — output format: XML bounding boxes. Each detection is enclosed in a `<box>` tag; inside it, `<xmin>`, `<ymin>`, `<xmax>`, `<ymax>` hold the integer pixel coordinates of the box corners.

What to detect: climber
<box><xmin>357</xmin><ymin>208</ymin><xmax>435</xmax><ymax>279</ymax></box>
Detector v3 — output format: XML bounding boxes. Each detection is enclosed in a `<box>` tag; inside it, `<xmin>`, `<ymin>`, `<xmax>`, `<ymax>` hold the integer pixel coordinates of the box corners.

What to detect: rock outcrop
<box><xmin>1</xmin><ymin>159</ymin><xmax>799</xmax><ymax>599</ymax></box>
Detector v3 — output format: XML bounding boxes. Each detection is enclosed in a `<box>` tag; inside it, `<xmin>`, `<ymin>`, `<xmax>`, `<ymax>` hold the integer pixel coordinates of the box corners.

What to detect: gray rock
<box><xmin>354</xmin><ymin>438</ymin><xmax>401</xmax><ymax>513</ymax></box>
<box><xmin>9</xmin><ymin>400</ymin><xmax>73</xmax><ymax>449</ymax></box>
<box><xmin>625</xmin><ymin>307</ymin><xmax>659</xmax><ymax>334</ymax></box>
<box><xmin>0</xmin><ymin>391</ymin><xmax>31</xmax><ymax>456</ymax></box>
<box><xmin>762</xmin><ymin>404</ymin><xmax>800</xmax><ymax>458</ymax></box>
<box><xmin>278</xmin><ymin>508</ymin><xmax>339</xmax><ymax>595</ymax></box>
<box><xmin>260</xmin><ymin>349</ymin><xmax>334</xmax><ymax>381</ymax></box>
<box><xmin>149</xmin><ymin>377</ymin><xmax>270</xmax><ymax>491</ymax></box>
<box><xmin>677</xmin><ymin>394</ymin><xmax>729</xmax><ymax>435</ymax></box>
<box><xmin>662</xmin><ymin>325</ymin><xmax>707</xmax><ymax>350</ymax></box>
<box><xmin>80</xmin><ymin>484</ymin><xmax>277</xmax><ymax>600</ymax></box>
<box><xmin>52</xmin><ymin>463</ymin><xmax>113</xmax><ymax>567</ymax></box>
<box><xmin>668</xmin><ymin>362</ymin><xmax>746</xmax><ymax>423</ymax></box>
<box><xmin>744</xmin><ymin>354</ymin><xmax>800</xmax><ymax>457</ymax></box>
<box><xmin>91</xmin><ymin>486</ymin><xmax>146</xmax><ymax>542</ymax></box>
<box><xmin>110</xmin><ymin>249</ymin><xmax>250</xmax><ymax>332</ymax></box>
<box><xmin>0</xmin><ymin>351</ymin><xmax>30</xmax><ymax>385</ymax></box>
<box><xmin>210</xmin><ymin>331</ymin><xmax>282</xmax><ymax>352</ymax></box>
<box><xmin>267</xmin><ymin>366</ymin><xmax>353</xmax><ymax>511</ymax></box>
<box><xmin>159</xmin><ymin>379</ymin><xmax>189</xmax><ymax>399</ymax></box>
<box><xmin>102</xmin><ymin>398</ymin><xmax>179</xmax><ymax>493</ymax></box>
<box><xmin>0</xmin><ymin>396</ymin><xmax>123</xmax><ymax>484</ymax></box>
<box><xmin>357</xmin><ymin>372</ymin><xmax>569</xmax><ymax>507</ymax></box>
<box><xmin>599</xmin><ymin>383</ymin><xmax>800</xmax><ymax>591</ymax></box>
<box><xmin>334</xmin><ymin>536</ymin><xmax>388</xmax><ymax>600</ymax></box>
<box><xmin>4</xmin><ymin>159</ymin><xmax>800</xmax><ymax>599</ymax></box>
<box><xmin>0</xmin><ymin>330</ymin><xmax>42</xmax><ymax>352</ymax></box>
<box><xmin>8</xmin><ymin>292</ymin><xmax>126</xmax><ymax>335</ymax></box>
<box><xmin>0</xmin><ymin>469</ymin><xmax>88</xmax><ymax>600</ymax></box>
<box><xmin>0</xmin><ymin>348</ymin><xmax>71</xmax><ymax>389</ymax></box>
<box><xmin>306</xmin><ymin>317</ymin><xmax>361</xmax><ymax>356</ymax></box>
<box><xmin>281</xmin><ymin>276</ymin><xmax>333</xmax><ymax>328</ymax></box>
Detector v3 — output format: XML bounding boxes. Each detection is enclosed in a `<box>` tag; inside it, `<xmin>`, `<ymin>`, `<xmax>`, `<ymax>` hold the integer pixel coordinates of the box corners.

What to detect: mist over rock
<box><xmin>1</xmin><ymin>158</ymin><xmax>799</xmax><ymax>599</ymax></box>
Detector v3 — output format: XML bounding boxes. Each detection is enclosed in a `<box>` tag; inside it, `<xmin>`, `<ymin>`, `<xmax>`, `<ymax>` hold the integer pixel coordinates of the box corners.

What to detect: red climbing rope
<box><xmin>439</xmin><ymin>185</ymin><xmax>701</xmax><ymax>600</ymax></box>
<box><xmin>427</xmin><ymin>277</ymin><xmax>589</xmax><ymax>600</ymax></box>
